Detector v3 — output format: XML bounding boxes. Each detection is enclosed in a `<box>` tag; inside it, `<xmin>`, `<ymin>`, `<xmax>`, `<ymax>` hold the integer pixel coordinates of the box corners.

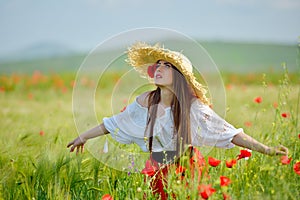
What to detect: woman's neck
<box><xmin>159</xmin><ymin>88</ymin><xmax>173</xmax><ymax>108</ymax></box>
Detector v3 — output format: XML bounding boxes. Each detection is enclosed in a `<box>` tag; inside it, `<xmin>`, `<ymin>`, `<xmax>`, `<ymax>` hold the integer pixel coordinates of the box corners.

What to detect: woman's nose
<box><xmin>156</xmin><ymin>64</ymin><xmax>163</xmax><ymax>72</ymax></box>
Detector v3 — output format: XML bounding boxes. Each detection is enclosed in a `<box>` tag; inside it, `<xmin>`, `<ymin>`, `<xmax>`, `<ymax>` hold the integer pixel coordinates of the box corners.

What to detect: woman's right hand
<box><xmin>67</xmin><ymin>123</ymin><xmax>108</xmax><ymax>154</ymax></box>
<box><xmin>67</xmin><ymin>137</ymin><xmax>87</xmax><ymax>154</ymax></box>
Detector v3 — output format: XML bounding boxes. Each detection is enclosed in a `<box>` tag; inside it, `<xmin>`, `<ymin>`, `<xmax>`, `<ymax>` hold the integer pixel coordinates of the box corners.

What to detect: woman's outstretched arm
<box><xmin>231</xmin><ymin>131</ymin><xmax>288</xmax><ymax>156</ymax></box>
<box><xmin>67</xmin><ymin>123</ymin><xmax>109</xmax><ymax>154</ymax></box>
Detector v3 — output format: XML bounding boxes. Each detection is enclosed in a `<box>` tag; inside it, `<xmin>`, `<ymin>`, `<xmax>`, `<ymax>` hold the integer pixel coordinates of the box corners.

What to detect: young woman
<box><xmin>67</xmin><ymin>42</ymin><xmax>288</xmax><ymax>199</ymax></box>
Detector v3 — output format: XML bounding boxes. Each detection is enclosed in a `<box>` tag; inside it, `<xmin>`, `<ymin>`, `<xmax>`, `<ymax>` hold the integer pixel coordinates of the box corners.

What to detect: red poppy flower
<box><xmin>237</xmin><ymin>149</ymin><xmax>252</xmax><ymax>160</ymax></box>
<box><xmin>280</xmin><ymin>156</ymin><xmax>292</xmax><ymax>165</ymax></box>
<box><xmin>175</xmin><ymin>165</ymin><xmax>186</xmax><ymax>180</ymax></box>
<box><xmin>198</xmin><ymin>184</ymin><xmax>216</xmax><ymax>199</ymax></box>
<box><xmin>220</xmin><ymin>176</ymin><xmax>231</xmax><ymax>187</ymax></box>
<box><xmin>190</xmin><ymin>147</ymin><xmax>206</xmax><ymax>167</ymax></box>
<box><xmin>120</xmin><ymin>106</ymin><xmax>126</xmax><ymax>112</ymax></box>
<box><xmin>39</xmin><ymin>130</ymin><xmax>45</xmax><ymax>136</ymax></box>
<box><xmin>254</xmin><ymin>96</ymin><xmax>262</xmax><ymax>104</ymax></box>
<box><xmin>208</xmin><ymin>156</ymin><xmax>221</xmax><ymax>167</ymax></box>
<box><xmin>141</xmin><ymin>159</ymin><xmax>157</xmax><ymax>176</ymax></box>
<box><xmin>298</xmin><ymin>134</ymin><xmax>300</xmax><ymax>139</ymax></box>
<box><xmin>225</xmin><ymin>159</ymin><xmax>237</xmax><ymax>168</ymax></box>
<box><xmin>147</xmin><ymin>64</ymin><xmax>157</xmax><ymax>78</ymax></box>
<box><xmin>102</xmin><ymin>194</ymin><xmax>113</xmax><ymax>200</ymax></box>
<box><xmin>226</xmin><ymin>84</ymin><xmax>232</xmax><ymax>90</ymax></box>
<box><xmin>61</xmin><ymin>87</ymin><xmax>68</xmax><ymax>94</ymax></box>
<box><xmin>70</xmin><ymin>80</ymin><xmax>76</xmax><ymax>88</ymax></box>
<box><xmin>244</xmin><ymin>121</ymin><xmax>252</xmax><ymax>127</ymax></box>
<box><xmin>293</xmin><ymin>161</ymin><xmax>300</xmax><ymax>175</ymax></box>
<box><xmin>28</xmin><ymin>93</ymin><xmax>33</xmax><ymax>100</ymax></box>
<box><xmin>281</xmin><ymin>112</ymin><xmax>290</xmax><ymax>118</ymax></box>
<box><xmin>273</xmin><ymin>102</ymin><xmax>278</xmax><ymax>109</ymax></box>
<box><xmin>223</xmin><ymin>193</ymin><xmax>231</xmax><ymax>200</ymax></box>
<box><xmin>175</xmin><ymin>165</ymin><xmax>186</xmax><ymax>175</ymax></box>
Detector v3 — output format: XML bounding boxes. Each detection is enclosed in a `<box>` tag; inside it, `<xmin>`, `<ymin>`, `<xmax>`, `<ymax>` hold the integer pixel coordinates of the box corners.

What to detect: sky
<box><xmin>0</xmin><ymin>0</ymin><xmax>299</xmax><ymax>56</ymax></box>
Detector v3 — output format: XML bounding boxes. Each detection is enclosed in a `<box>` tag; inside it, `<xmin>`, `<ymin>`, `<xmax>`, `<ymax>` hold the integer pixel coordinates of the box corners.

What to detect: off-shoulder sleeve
<box><xmin>103</xmin><ymin>100</ymin><xmax>147</xmax><ymax>145</ymax></box>
<box><xmin>190</xmin><ymin>100</ymin><xmax>242</xmax><ymax>148</ymax></box>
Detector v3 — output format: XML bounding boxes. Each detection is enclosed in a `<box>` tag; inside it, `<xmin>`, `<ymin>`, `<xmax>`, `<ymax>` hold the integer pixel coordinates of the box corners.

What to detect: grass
<box><xmin>0</xmin><ymin>67</ymin><xmax>299</xmax><ymax>199</ymax></box>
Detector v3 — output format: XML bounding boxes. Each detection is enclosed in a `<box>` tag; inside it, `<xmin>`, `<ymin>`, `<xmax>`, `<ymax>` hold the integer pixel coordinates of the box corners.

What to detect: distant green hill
<box><xmin>0</xmin><ymin>53</ymin><xmax>85</xmax><ymax>74</ymax></box>
<box><xmin>200</xmin><ymin>41</ymin><xmax>299</xmax><ymax>73</ymax></box>
<box><xmin>0</xmin><ymin>41</ymin><xmax>298</xmax><ymax>74</ymax></box>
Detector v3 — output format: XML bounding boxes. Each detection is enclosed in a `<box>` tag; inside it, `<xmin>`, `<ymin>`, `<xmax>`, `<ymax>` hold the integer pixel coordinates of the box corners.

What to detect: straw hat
<box><xmin>126</xmin><ymin>42</ymin><xmax>209</xmax><ymax>105</ymax></box>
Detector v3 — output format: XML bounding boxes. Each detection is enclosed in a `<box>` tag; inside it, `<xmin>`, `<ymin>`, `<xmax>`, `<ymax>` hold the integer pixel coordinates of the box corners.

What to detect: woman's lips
<box><xmin>155</xmin><ymin>74</ymin><xmax>162</xmax><ymax>79</ymax></box>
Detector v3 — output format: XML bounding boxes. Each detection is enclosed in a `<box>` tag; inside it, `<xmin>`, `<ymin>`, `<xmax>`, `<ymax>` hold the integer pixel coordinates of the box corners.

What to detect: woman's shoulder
<box><xmin>191</xmin><ymin>97</ymin><xmax>202</xmax><ymax>106</ymax></box>
<box><xmin>136</xmin><ymin>91</ymin><xmax>151</xmax><ymax>108</ymax></box>
<box><xmin>191</xmin><ymin>97</ymin><xmax>209</xmax><ymax>111</ymax></box>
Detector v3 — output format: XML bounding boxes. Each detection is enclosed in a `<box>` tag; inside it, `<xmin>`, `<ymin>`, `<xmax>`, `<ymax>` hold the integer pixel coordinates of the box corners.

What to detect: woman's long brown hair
<box><xmin>145</xmin><ymin>64</ymin><xmax>195</xmax><ymax>155</ymax></box>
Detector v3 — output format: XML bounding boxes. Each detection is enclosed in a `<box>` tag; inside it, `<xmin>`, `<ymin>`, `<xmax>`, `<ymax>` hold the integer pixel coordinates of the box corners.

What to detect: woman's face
<box><xmin>154</xmin><ymin>60</ymin><xmax>173</xmax><ymax>87</ymax></box>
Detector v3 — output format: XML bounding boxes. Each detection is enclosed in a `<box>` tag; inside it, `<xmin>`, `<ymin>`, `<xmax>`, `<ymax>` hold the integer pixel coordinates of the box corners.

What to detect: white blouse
<box><xmin>103</xmin><ymin>99</ymin><xmax>242</xmax><ymax>152</ymax></box>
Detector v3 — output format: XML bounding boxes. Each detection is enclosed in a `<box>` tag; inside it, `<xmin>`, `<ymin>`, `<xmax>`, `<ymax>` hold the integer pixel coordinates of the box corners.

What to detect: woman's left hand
<box><xmin>266</xmin><ymin>145</ymin><xmax>289</xmax><ymax>156</ymax></box>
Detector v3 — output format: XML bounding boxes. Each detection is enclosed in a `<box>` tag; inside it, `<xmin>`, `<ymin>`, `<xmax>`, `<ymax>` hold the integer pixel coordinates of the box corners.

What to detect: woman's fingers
<box><xmin>67</xmin><ymin>140</ymin><xmax>74</xmax><ymax>148</ymax></box>
<box><xmin>76</xmin><ymin>146</ymin><xmax>80</xmax><ymax>155</ymax></box>
<box><xmin>67</xmin><ymin>138</ymin><xmax>85</xmax><ymax>154</ymax></box>
<box><xmin>69</xmin><ymin>144</ymin><xmax>75</xmax><ymax>152</ymax></box>
<box><xmin>267</xmin><ymin>145</ymin><xmax>289</xmax><ymax>156</ymax></box>
<box><xmin>75</xmin><ymin>144</ymin><xmax>84</xmax><ymax>155</ymax></box>
<box><xmin>275</xmin><ymin>145</ymin><xmax>289</xmax><ymax>156</ymax></box>
<box><xmin>81</xmin><ymin>144</ymin><xmax>84</xmax><ymax>153</ymax></box>
<box><xmin>67</xmin><ymin>139</ymin><xmax>77</xmax><ymax>152</ymax></box>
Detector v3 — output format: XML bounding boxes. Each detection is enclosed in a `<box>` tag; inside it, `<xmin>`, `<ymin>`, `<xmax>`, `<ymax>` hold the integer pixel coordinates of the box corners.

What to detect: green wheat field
<box><xmin>0</xmin><ymin>41</ymin><xmax>299</xmax><ymax>199</ymax></box>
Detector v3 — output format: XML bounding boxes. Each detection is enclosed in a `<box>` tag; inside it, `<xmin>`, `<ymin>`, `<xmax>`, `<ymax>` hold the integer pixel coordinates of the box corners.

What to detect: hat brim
<box><xmin>126</xmin><ymin>42</ymin><xmax>209</xmax><ymax>104</ymax></box>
